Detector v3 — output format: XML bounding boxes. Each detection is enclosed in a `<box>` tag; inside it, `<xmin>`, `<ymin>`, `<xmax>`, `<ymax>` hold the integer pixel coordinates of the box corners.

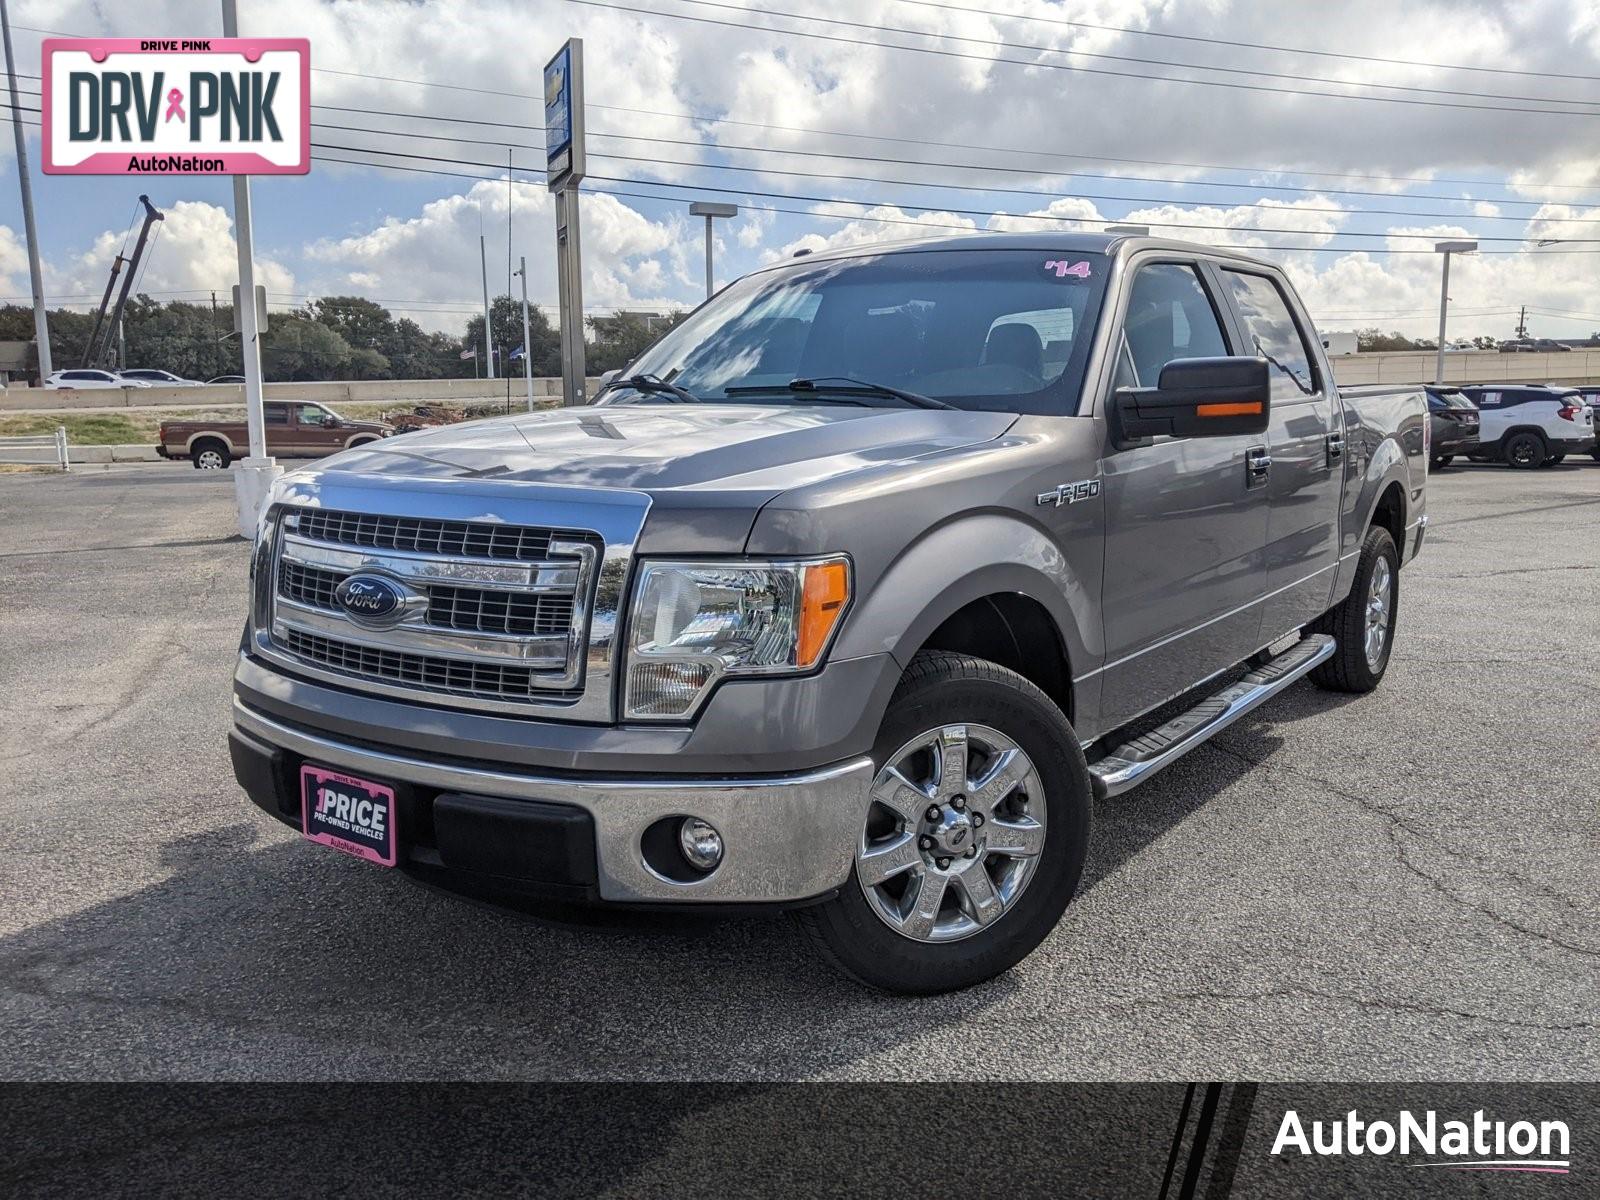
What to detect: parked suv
<box><xmin>120</xmin><ymin>368</ymin><xmax>202</xmax><ymax>386</ymax></box>
<box><xmin>231</xmin><ymin>233</ymin><xmax>1428</xmax><ymax>993</ymax></box>
<box><xmin>1574</xmin><ymin>387</ymin><xmax>1600</xmax><ymax>461</ymax></box>
<box><xmin>1457</xmin><ymin>385</ymin><xmax>1597</xmax><ymax>468</ymax></box>
<box><xmin>157</xmin><ymin>401</ymin><xmax>392</xmax><ymax>469</ymax></box>
<box><xmin>44</xmin><ymin>369</ymin><xmax>149</xmax><ymax>390</ymax></box>
<box><xmin>1424</xmin><ymin>387</ymin><xmax>1480</xmax><ymax>468</ymax></box>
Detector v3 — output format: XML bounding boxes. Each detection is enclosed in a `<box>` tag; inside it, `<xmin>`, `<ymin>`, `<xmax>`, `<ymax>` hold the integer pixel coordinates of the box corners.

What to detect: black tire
<box><xmin>1502</xmin><ymin>431</ymin><xmax>1546</xmax><ymax>470</ymax></box>
<box><xmin>1430</xmin><ymin>455</ymin><xmax>1453</xmax><ymax>470</ymax></box>
<box><xmin>1308</xmin><ymin>525</ymin><xmax>1399</xmax><ymax>693</ymax></box>
<box><xmin>1544</xmin><ymin>453</ymin><xmax>1565</xmax><ymax>467</ymax></box>
<box><xmin>1590</xmin><ymin>449</ymin><xmax>1600</xmax><ymax>462</ymax></box>
<box><xmin>795</xmin><ymin>651</ymin><xmax>1092</xmax><ymax>995</ymax></box>
<box><xmin>191</xmin><ymin>439</ymin><xmax>231</xmax><ymax>470</ymax></box>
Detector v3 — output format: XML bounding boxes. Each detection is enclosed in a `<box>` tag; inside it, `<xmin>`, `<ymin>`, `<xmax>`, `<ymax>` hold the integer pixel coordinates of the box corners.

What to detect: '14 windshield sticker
<box><xmin>1044</xmin><ymin>260</ymin><xmax>1092</xmax><ymax>279</ymax></box>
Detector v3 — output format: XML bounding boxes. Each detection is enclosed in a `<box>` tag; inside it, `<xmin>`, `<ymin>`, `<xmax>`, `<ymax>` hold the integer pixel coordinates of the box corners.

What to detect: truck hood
<box><xmin>326</xmin><ymin>403</ymin><xmax>1014</xmax><ymax>494</ymax></box>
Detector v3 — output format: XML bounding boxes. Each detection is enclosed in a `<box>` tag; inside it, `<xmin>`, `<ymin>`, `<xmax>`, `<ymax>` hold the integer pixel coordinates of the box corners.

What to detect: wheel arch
<box><xmin>834</xmin><ymin>513</ymin><xmax>1093</xmax><ymax>726</ymax></box>
<box><xmin>185</xmin><ymin>430</ymin><xmax>237</xmax><ymax>456</ymax></box>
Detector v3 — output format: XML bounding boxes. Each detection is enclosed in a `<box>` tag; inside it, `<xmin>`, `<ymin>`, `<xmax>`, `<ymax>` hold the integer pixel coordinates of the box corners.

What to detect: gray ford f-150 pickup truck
<box><xmin>232</xmin><ymin>233</ymin><xmax>1428</xmax><ymax>993</ymax></box>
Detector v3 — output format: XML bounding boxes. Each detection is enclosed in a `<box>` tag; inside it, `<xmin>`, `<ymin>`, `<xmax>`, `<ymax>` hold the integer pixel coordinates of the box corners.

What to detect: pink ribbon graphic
<box><xmin>164</xmin><ymin>88</ymin><xmax>185</xmax><ymax>123</ymax></box>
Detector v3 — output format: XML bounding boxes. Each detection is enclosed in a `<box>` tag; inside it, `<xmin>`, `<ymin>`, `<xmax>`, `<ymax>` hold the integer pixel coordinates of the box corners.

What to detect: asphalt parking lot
<box><xmin>1</xmin><ymin>459</ymin><xmax>1596</xmax><ymax>1082</ymax></box>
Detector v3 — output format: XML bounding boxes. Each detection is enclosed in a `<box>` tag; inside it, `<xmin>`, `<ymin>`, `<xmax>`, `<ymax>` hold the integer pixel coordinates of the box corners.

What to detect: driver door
<box><xmin>1097</xmin><ymin>259</ymin><xmax>1272</xmax><ymax>731</ymax></box>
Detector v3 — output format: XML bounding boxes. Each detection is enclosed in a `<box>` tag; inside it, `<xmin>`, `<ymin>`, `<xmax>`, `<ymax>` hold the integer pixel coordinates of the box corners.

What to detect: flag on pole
<box><xmin>459</xmin><ymin>347</ymin><xmax>477</xmax><ymax>360</ymax></box>
<box><xmin>509</xmin><ymin>345</ymin><xmax>525</xmax><ymax>362</ymax></box>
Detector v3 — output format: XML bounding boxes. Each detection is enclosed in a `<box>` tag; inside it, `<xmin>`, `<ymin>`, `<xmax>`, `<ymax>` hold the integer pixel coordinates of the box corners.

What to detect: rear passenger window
<box><xmin>265</xmin><ymin>404</ymin><xmax>289</xmax><ymax>425</ymax></box>
<box><xmin>1224</xmin><ymin>271</ymin><xmax>1318</xmax><ymax>399</ymax></box>
<box><xmin>1119</xmin><ymin>264</ymin><xmax>1230</xmax><ymax>389</ymax></box>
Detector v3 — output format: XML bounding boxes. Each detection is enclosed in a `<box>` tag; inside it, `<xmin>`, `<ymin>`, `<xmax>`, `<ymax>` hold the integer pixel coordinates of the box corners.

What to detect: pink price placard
<box><xmin>42</xmin><ymin>37</ymin><xmax>310</xmax><ymax>175</ymax></box>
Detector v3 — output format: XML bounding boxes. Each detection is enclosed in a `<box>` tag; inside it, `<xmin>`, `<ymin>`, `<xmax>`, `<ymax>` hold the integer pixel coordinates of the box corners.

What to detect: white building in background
<box><xmin>1320</xmin><ymin>330</ymin><xmax>1360</xmax><ymax>356</ymax></box>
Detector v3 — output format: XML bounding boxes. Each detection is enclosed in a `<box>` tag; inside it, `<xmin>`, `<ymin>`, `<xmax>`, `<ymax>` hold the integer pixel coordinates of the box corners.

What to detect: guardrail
<box><xmin>0</xmin><ymin>426</ymin><xmax>68</xmax><ymax>470</ymax></box>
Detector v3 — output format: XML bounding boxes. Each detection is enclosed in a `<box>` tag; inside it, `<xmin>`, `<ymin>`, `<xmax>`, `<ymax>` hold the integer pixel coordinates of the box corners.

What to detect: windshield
<box><xmin>611</xmin><ymin>249</ymin><xmax>1110</xmax><ymax>414</ymax></box>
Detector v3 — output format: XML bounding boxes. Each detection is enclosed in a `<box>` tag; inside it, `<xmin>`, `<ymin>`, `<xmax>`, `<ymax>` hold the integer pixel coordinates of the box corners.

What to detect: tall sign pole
<box><xmin>544</xmin><ymin>39</ymin><xmax>586</xmax><ymax>406</ymax></box>
<box><xmin>480</xmin><ymin>234</ymin><xmax>495</xmax><ymax>379</ymax></box>
<box><xmin>1</xmin><ymin>0</ymin><xmax>52</xmax><ymax>381</ymax></box>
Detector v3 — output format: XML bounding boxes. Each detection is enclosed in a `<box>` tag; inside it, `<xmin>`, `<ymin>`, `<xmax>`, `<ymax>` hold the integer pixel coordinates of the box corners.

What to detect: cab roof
<box><xmin>772</xmin><ymin>230</ymin><xmax>1282</xmax><ymax>273</ymax></box>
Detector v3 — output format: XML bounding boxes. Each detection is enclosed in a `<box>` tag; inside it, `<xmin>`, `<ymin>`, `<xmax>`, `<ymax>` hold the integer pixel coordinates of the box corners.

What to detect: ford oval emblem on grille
<box><xmin>334</xmin><ymin>574</ymin><xmax>407</xmax><ymax>627</ymax></box>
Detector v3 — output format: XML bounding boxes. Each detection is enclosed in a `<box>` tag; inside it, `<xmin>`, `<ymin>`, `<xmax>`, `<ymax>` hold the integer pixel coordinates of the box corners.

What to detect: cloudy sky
<box><xmin>3</xmin><ymin>0</ymin><xmax>1600</xmax><ymax>340</ymax></box>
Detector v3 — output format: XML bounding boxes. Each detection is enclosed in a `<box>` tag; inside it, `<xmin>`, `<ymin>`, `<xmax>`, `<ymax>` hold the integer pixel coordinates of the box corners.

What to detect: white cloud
<box><xmin>0</xmin><ymin>225</ymin><xmax>27</xmax><ymax>295</ymax></box>
<box><xmin>45</xmin><ymin>200</ymin><xmax>295</xmax><ymax>301</ymax></box>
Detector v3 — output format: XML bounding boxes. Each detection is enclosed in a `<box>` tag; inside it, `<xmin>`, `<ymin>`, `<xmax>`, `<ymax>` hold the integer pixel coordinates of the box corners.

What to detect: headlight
<box><xmin>624</xmin><ymin>557</ymin><xmax>851</xmax><ymax>720</ymax></box>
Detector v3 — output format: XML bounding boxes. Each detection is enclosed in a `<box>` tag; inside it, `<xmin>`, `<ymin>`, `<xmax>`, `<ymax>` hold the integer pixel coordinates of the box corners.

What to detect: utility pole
<box><xmin>507</xmin><ymin>149</ymin><xmax>513</xmax><ymax>308</ymax></box>
<box><xmin>480</xmin><ymin>234</ymin><xmax>496</xmax><ymax>379</ymax></box>
<box><xmin>515</xmin><ymin>256</ymin><xmax>534</xmax><ymax>413</ymax></box>
<box><xmin>210</xmin><ymin>290</ymin><xmax>220</xmax><ymax>376</ymax></box>
<box><xmin>1</xmin><ymin>0</ymin><xmax>52</xmax><ymax>383</ymax></box>
<box><xmin>689</xmin><ymin>201</ymin><xmax>738</xmax><ymax>298</ymax></box>
<box><xmin>1516</xmin><ymin>305</ymin><xmax>1528</xmax><ymax>339</ymax></box>
<box><xmin>223</xmin><ymin>0</ymin><xmax>280</xmax><ymax>539</ymax></box>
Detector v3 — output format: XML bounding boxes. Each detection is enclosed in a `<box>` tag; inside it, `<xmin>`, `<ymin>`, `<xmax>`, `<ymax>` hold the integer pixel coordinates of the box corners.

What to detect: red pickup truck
<box><xmin>157</xmin><ymin>401</ymin><xmax>392</xmax><ymax>469</ymax></box>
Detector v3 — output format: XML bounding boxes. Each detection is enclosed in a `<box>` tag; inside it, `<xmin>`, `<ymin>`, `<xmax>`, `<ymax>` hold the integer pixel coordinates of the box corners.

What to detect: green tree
<box><xmin>463</xmin><ymin>295</ymin><xmax>560</xmax><ymax>378</ymax></box>
<box><xmin>263</xmin><ymin>314</ymin><xmax>353</xmax><ymax>380</ymax></box>
<box><xmin>585</xmin><ymin>311</ymin><xmax>689</xmax><ymax>373</ymax></box>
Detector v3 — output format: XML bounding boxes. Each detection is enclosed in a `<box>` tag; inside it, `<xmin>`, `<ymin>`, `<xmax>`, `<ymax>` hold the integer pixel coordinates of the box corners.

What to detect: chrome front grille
<box><xmin>282</xmin><ymin>559</ymin><xmax>575</xmax><ymax>638</ymax></box>
<box><xmin>280</xmin><ymin>628</ymin><xmax>570</xmax><ymax>702</ymax></box>
<box><xmin>266</xmin><ymin>505</ymin><xmax>601</xmax><ymax>712</ymax></box>
<box><xmin>293</xmin><ymin>507</ymin><xmax>557</xmax><ymax>561</ymax></box>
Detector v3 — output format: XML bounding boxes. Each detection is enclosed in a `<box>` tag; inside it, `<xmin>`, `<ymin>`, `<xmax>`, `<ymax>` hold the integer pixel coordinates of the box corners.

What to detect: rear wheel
<box><xmin>1503</xmin><ymin>432</ymin><xmax>1546</xmax><ymax>470</ymax></box>
<box><xmin>1309</xmin><ymin>525</ymin><xmax>1399</xmax><ymax>694</ymax></box>
<box><xmin>796</xmin><ymin>651</ymin><xmax>1091</xmax><ymax>994</ymax></box>
<box><xmin>192</xmin><ymin>440</ymin><xmax>230</xmax><ymax>470</ymax></box>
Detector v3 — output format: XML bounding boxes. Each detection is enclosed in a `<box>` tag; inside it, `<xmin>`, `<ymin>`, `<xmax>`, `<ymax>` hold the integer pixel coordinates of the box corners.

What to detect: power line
<box><xmin>567</xmin><ymin>0</ymin><xmax>1600</xmax><ymax>118</ymax></box>
<box><xmin>897</xmin><ymin>0</ymin><xmax>1600</xmax><ymax>84</ymax></box>
<box><xmin>310</xmin><ymin>144</ymin><xmax>1600</xmax><ymax>253</ymax></box>
<box><xmin>625</xmin><ymin>0</ymin><xmax>1600</xmax><ymax>110</ymax></box>
<box><xmin>307</xmin><ymin>115</ymin><xmax>1600</xmax><ymax>226</ymax></box>
<box><xmin>310</xmin><ymin>136</ymin><xmax>1600</xmax><ymax>244</ymax></box>
<box><xmin>13</xmin><ymin>42</ymin><xmax>1599</xmax><ymax>196</ymax></box>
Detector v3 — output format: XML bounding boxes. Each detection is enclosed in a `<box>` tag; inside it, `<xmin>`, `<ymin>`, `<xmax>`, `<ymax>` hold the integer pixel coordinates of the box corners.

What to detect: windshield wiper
<box><xmin>595</xmin><ymin>373</ymin><xmax>700</xmax><ymax>404</ymax></box>
<box><xmin>725</xmin><ymin>375</ymin><xmax>954</xmax><ymax>410</ymax></box>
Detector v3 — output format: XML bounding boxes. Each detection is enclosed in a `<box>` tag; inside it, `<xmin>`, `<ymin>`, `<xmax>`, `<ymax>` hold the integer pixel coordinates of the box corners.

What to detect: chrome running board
<box><xmin>1087</xmin><ymin>634</ymin><xmax>1336</xmax><ymax>799</ymax></box>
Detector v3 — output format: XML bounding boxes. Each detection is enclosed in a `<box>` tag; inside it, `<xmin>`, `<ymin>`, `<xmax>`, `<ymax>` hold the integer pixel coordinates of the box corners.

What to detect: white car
<box><xmin>1458</xmin><ymin>385</ymin><xmax>1598</xmax><ymax>468</ymax></box>
<box><xmin>119</xmin><ymin>368</ymin><xmax>202</xmax><ymax>386</ymax></box>
<box><xmin>44</xmin><ymin>369</ymin><xmax>151</xmax><ymax>390</ymax></box>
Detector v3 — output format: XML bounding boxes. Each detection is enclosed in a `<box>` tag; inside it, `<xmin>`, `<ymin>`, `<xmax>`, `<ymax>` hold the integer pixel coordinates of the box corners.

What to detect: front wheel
<box><xmin>1503</xmin><ymin>432</ymin><xmax>1546</xmax><ymax>469</ymax></box>
<box><xmin>1308</xmin><ymin>525</ymin><xmax>1399</xmax><ymax>693</ymax></box>
<box><xmin>1430</xmin><ymin>455</ymin><xmax>1453</xmax><ymax>470</ymax></box>
<box><xmin>796</xmin><ymin>651</ymin><xmax>1091</xmax><ymax>994</ymax></box>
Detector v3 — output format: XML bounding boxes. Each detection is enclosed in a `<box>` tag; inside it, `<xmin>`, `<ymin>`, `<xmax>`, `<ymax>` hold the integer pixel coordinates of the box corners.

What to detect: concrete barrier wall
<box><xmin>1</xmin><ymin>377</ymin><xmax>601</xmax><ymax>412</ymax></box>
<box><xmin>1330</xmin><ymin>349</ymin><xmax>1600</xmax><ymax>387</ymax></box>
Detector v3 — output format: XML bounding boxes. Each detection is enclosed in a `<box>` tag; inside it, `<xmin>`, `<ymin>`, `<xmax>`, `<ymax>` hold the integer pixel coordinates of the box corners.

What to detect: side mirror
<box><xmin>597</xmin><ymin>368</ymin><xmax>621</xmax><ymax>389</ymax></box>
<box><xmin>322</xmin><ymin>415</ymin><xmax>341</xmax><ymax>428</ymax></box>
<box><xmin>1113</xmin><ymin>356</ymin><xmax>1271</xmax><ymax>445</ymax></box>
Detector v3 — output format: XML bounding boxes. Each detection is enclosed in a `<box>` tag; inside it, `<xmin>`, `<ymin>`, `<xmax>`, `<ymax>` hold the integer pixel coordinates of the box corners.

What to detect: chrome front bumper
<box><xmin>233</xmin><ymin>699</ymin><xmax>874</xmax><ymax>904</ymax></box>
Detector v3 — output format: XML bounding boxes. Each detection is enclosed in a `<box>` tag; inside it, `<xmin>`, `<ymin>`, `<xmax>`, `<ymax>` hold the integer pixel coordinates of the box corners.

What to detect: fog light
<box><xmin>678</xmin><ymin>817</ymin><xmax>724</xmax><ymax>873</ymax></box>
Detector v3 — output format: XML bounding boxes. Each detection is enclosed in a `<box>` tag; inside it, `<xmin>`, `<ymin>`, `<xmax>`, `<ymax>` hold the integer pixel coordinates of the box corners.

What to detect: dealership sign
<box><xmin>42</xmin><ymin>38</ymin><xmax>309</xmax><ymax>175</ymax></box>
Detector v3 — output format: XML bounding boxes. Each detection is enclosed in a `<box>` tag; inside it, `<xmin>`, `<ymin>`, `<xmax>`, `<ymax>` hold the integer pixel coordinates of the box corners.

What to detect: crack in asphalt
<box><xmin>1204</xmin><ymin>740</ymin><xmax>1598</xmax><ymax>960</ymax></box>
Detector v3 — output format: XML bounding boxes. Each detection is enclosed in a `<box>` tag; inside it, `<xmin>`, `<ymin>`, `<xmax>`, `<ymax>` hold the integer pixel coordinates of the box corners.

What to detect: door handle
<box><xmin>1326</xmin><ymin>431</ymin><xmax>1345</xmax><ymax>464</ymax></box>
<box><xmin>1246</xmin><ymin>446</ymin><xmax>1271</xmax><ymax>488</ymax></box>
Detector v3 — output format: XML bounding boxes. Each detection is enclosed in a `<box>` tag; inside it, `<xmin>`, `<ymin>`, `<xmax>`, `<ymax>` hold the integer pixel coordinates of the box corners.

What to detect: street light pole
<box><xmin>515</xmin><ymin>256</ymin><xmax>534</xmax><ymax>413</ymax></box>
<box><xmin>1433</xmin><ymin>239</ymin><xmax>1478</xmax><ymax>386</ymax></box>
<box><xmin>2</xmin><ymin>0</ymin><xmax>52</xmax><ymax>382</ymax></box>
<box><xmin>688</xmin><ymin>201</ymin><xmax>738</xmax><ymax>298</ymax></box>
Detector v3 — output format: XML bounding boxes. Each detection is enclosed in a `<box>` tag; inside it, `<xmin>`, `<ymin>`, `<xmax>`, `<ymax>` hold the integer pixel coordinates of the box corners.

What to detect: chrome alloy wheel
<box><xmin>1365</xmin><ymin>557</ymin><xmax>1393</xmax><ymax>669</ymax></box>
<box><xmin>195</xmin><ymin>448</ymin><xmax>225</xmax><ymax>470</ymax></box>
<box><xmin>856</xmin><ymin>723</ymin><xmax>1046</xmax><ymax>944</ymax></box>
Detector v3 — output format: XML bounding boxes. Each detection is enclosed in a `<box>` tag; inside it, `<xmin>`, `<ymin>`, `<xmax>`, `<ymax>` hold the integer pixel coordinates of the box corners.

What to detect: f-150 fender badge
<box><xmin>1037</xmin><ymin>479</ymin><xmax>1102</xmax><ymax>507</ymax></box>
